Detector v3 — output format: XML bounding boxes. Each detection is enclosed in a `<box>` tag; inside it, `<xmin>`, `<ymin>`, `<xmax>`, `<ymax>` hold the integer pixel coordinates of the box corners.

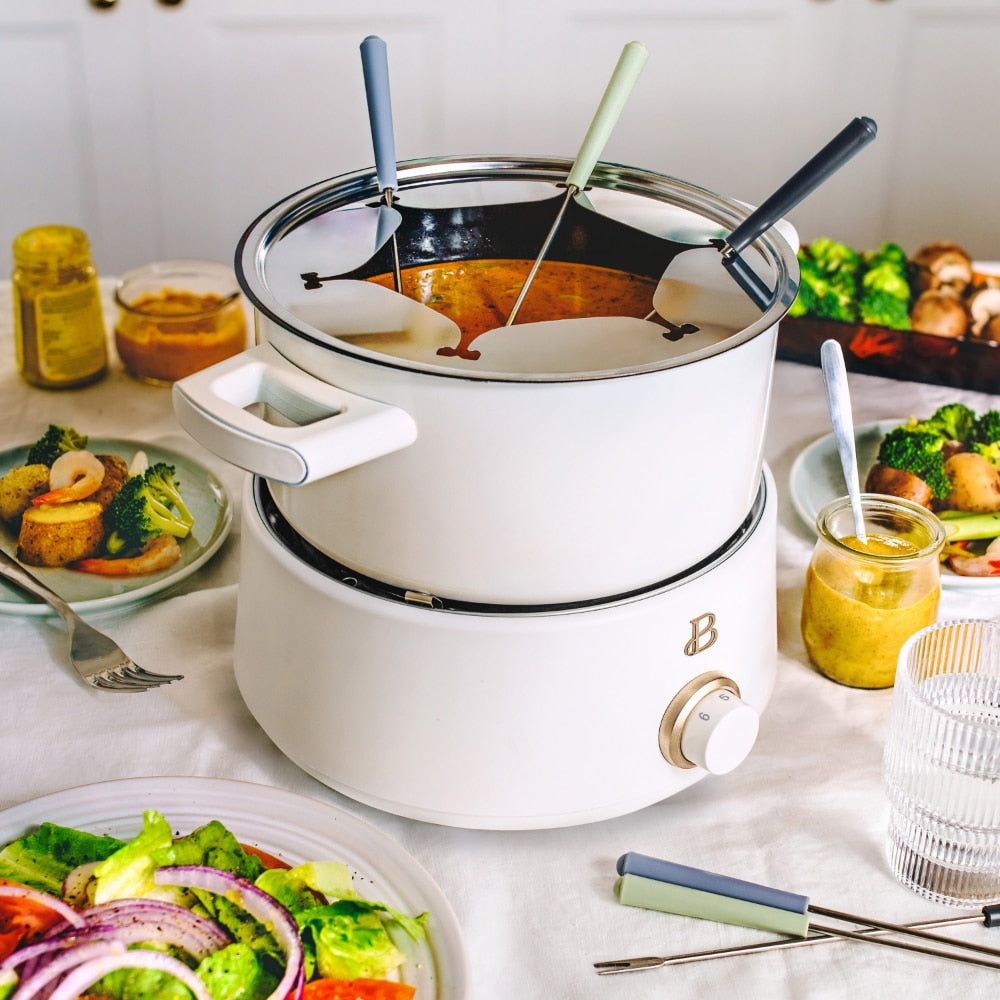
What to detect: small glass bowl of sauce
<box><xmin>114</xmin><ymin>259</ymin><xmax>248</xmax><ymax>384</ymax></box>
<box><xmin>800</xmin><ymin>494</ymin><xmax>946</xmax><ymax>689</ymax></box>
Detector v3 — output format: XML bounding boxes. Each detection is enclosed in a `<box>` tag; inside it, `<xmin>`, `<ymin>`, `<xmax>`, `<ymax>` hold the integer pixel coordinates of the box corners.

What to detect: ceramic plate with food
<box><xmin>0</xmin><ymin>775</ymin><xmax>468</xmax><ymax>999</ymax></box>
<box><xmin>0</xmin><ymin>438</ymin><xmax>232</xmax><ymax>615</ymax></box>
<box><xmin>790</xmin><ymin>419</ymin><xmax>999</xmax><ymax>590</ymax></box>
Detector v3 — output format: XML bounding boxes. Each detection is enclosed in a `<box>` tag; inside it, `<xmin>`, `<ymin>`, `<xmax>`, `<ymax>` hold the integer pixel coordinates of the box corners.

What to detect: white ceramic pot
<box><xmin>174</xmin><ymin>157</ymin><xmax>797</xmax><ymax>604</ymax></box>
<box><xmin>235</xmin><ymin>467</ymin><xmax>777</xmax><ymax>829</ymax></box>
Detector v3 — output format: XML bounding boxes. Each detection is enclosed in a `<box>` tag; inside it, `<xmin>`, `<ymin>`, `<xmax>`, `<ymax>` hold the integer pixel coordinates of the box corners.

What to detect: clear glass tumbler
<box><xmin>883</xmin><ymin>618</ymin><xmax>1000</xmax><ymax>906</ymax></box>
<box><xmin>800</xmin><ymin>494</ymin><xmax>945</xmax><ymax>689</ymax></box>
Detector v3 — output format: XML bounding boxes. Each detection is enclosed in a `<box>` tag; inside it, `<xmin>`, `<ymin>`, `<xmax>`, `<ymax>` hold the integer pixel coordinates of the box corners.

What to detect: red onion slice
<box><xmin>43</xmin><ymin>944</ymin><xmax>213</xmax><ymax>1000</ymax></box>
<box><xmin>84</xmin><ymin>898</ymin><xmax>231</xmax><ymax>957</ymax></box>
<box><xmin>0</xmin><ymin>885</ymin><xmax>84</xmax><ymax>929</ymax></box>
<box><xmin>10</xmin><ymin>940</ymin><xmax>124</xmax><ymax>1000</ymax></box>
<box><xmin>154</xmin><ymin>865</ymin><xmax>304</xmax><ymax>1000</ymax></box>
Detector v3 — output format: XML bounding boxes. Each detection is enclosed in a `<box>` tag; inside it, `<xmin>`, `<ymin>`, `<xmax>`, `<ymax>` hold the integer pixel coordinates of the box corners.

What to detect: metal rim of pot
<box><xmin>235</xmin><ymin>154</ymin><xmax>799</xmax><ymax>384</ymax></box>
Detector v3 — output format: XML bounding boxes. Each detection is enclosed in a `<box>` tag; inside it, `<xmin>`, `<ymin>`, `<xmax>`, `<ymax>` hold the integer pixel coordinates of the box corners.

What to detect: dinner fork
<box><xmin>0</xmin><ymin>548</ymin><xmax>182</xmax><ymax>691</ymax></box>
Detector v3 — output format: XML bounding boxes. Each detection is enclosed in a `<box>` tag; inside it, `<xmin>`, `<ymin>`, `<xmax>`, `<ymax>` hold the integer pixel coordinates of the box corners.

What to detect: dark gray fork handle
<box><xmin>726</xmin><ymin>116</ymin><xmax>877</xmax><ymax>255</ymax></box>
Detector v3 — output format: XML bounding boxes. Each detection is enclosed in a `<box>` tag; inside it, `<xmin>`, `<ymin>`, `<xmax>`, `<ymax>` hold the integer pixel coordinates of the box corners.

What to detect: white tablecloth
<box><xmin>3</xmin><ymin>281</ymin><xmax>1000</xmax><ymax>998</ymax></box>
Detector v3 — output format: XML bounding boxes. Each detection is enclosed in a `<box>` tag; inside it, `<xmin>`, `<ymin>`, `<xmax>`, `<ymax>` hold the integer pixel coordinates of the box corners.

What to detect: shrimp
<box><xmin>73</xmin><ymin>534</ymin><xmax>181</xmax><ymax>577</ymax></box>
<box><xmin>948</xmin><ymin>536</ymin><xmax>1000</xmax><ymax>577</ymax></box>
<box><xmin>31</xmin><ymin>450</ymin><xmax>106</xmax><ymax>506</ymax></box>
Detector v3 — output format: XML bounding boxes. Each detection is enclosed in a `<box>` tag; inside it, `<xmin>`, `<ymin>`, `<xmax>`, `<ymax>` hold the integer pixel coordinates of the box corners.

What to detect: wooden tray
<box><xmin>776</xmin><ymin>316</ymin><xmax>1000</xmax><ymax>392</ymax></box>
<box><xmin>777</xmin><ymin>264</ymin><xmax>1000</xmax><ymax>392</ymax></box>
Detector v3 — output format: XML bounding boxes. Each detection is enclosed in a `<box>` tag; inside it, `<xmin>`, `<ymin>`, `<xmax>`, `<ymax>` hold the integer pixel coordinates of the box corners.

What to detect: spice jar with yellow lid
<box><xmin>12</xmin><ymin>225</ymin><xmax>109</xmax><ymax>388</ymax></box>
<box><xmin>113</xmin><ymin>259</ymin><xmax>247</xmax><ymax>385</ymax></box>
<box><xmin>800</xmin><ymin>494</ymin><xmax>946</xmax><ymax>688</ymax></box>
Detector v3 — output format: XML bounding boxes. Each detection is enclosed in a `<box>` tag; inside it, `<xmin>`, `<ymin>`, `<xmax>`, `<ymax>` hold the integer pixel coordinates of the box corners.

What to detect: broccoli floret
<box><xmin>143</xmin><ymin>462</ymin><xmax>194</xmax><ymax>529</ymax></box>
<box><xmin>858</xmin><ymin>288</ymin><xmax>911</xmax><ymax>330</ymax></box>
<box><xmin>807</xmin><ymin>237</ymin><xmax>862</xmax><ymax>276</ymax></box>
<box><xmin>103</xmin><ymin>466</ymin><xmax>193</xmax><ymax>556</ymax></box>
<box><xmin>25</xmin><ymin>424</ymin><xmax>87</xmax><ymax>466</ymax></box>
<box><xmin>876</xmin><ymin>427</ymin><xmax>951</xmax><ymax>500</ymax></box>
<box><xmin>972</xmin><ymin>409</ymin><xmax>1000</xmax><ymax>445</ymax></box>
<box><xmin>910</xmin><ymin>403</ymin><xmax>977</xmax><ymax>443</ymax></box>
<box><xmin>812</xmin><ymin>273</ymin><xmax>858</xmax><ymax>323</ymax></box>
<box><xmin>863</xmin><ymin>242</ymin><xmax>908</xmax><ymax>270</ymax></box>
<box><xmin>789</xmin><ymin>256</ymin><xmax>827</xmax><ymax>317</ymax></box>
<box><xmin>860</xmin><ymin>261</ymin><xmax>911</xmax><ymax>302</ymax></box>
<box><xmin>968</xmin><ymin>409</ymin><xmax>1000</xmax><ymax>468</ymax></box>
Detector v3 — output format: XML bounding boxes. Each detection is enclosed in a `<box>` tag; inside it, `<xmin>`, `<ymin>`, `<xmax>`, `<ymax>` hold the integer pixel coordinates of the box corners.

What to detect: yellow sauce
<box><xmin>800</xmin><ymin>533</ymin><xmax>941</xmax><ymax>688</ymax></box>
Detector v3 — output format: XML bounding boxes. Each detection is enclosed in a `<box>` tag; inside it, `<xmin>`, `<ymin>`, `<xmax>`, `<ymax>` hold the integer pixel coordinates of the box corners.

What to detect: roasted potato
<box><xmin>944</xmin><ymin>452</ymin><xmax>1000</xmax><ymax>513</ymax></box>
<box><xmin>864</xmin><ymin>462</ymin><xmax>934</xmax><ymax>509</ymax></box>
<box><xmin>18</xmin><ymin>501</ymin><xmax>104</xmax><ymax>567</ymax></box>
<box><xmin>0</xmin><ymin>464</ymin><xmax>51</xmax><ymax>526</ymax></box>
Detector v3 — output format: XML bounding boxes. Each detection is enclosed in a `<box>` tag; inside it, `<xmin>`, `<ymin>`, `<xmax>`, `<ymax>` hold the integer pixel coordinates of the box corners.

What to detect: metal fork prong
<box><xmin>125</xmin><ymin>665</ymin><xmax>184</xmax><ymax>682</ymax></box>
<box><xmin>0</xmin><ymin>549</ymin><xmax>182</xmax><ymax>692</ymax></box>
<box><xmin>94</xmin><ymin>674</ymin><xmax>153</xmax><ymax>691</ymax></box>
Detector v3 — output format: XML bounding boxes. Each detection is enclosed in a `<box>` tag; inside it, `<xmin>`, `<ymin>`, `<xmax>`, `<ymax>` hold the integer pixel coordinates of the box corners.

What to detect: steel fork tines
<box><xmin>0</xmin><ymin>549</ymin><xmax>183</xmax><ymax>692</ymax></box>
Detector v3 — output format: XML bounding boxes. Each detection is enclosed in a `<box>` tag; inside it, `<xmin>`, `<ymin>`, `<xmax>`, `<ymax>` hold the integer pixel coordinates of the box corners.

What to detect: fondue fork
<box><xmin>601</xmin><ymin>852</ymin><xmax>1000</xmax><ymax>972</ymax></box>
<box><xmin>360</xmin><ymin>35</ymin><xmax>403</xmax><ymax>294</ymax></box>
<box><xmin>595</xmin><ymin>908</ymin><xmax>1000</xmax><ymax>974</ymax></box>
<box><xmin>503</xmin><ymin>40</ymin><xmax>649</xmax><ymax>326</ymax></box>
<box><xmin>0</xmin><ymin>549</ymin><xmax>182</xmax><ymax>691</ymax></box>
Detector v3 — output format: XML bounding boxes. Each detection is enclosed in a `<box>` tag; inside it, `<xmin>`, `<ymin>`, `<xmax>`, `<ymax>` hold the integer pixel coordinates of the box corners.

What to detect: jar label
<box><xmin>34</xmin><ymin>282</ymin><xmax>108</xmax><ymax>381</ymax></box>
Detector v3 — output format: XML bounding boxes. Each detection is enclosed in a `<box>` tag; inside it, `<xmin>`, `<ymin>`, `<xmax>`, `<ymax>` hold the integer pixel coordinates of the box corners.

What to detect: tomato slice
<box><xmin>239</xmin><ymin>843</ymin><xmax>291</xmax><ymax>870</ymax></box>
<box><xmin>0</xmin><ymin>879</ymin><xmax>70</xmax><ymax>961</ymax></box>
<box><xmin>297</xmin><ymin>978</ymin><xmax>416</xmax><ymax>1000</ymax></box>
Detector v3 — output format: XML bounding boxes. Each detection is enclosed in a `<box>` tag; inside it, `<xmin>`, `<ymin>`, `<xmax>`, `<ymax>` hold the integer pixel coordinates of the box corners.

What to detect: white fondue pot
<box><xmin>173</xmin><ymin>156</ymin><xmax>798</xmax><ymax>605</ymax></box>
<box><xmin>235</xmin><ymin>467</ymin><xmax>777</xmax><ymax>830</ymax></box>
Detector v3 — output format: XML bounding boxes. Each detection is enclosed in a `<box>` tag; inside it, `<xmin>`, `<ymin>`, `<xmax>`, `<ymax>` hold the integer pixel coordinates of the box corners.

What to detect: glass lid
<box><xmin>238</xmin><ymin>156</ymin><xmax>799</xmax><ymax>382</ymax></box>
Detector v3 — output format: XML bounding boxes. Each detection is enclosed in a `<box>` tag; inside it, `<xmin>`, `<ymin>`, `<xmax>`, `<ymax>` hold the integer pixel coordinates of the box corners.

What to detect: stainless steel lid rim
<box><xmin>252</xmin><ymin>470</ymin><xmax>770</xmax><ymax>616</ymax></box>
<box><xmin>237</xmin><ymin>155</ymin><xmax>797</xmax><ymax>383</ymax></box>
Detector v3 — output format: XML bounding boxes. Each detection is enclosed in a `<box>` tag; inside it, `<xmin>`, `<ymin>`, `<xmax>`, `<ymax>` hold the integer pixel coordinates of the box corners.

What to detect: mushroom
<box><xmin>966</xmin><ymin>284</ymin><xmax>1000</xmax><ymax>338</ymax></box>
<box><xmin>911</xmin><ymin>241</ymin><xmax>974</xmax><ymax>295</ymax></box>
<box><xmin>909</xmin><ymin>288</ymin><xmax>969</xmax><ymax>338</ymax></box>
<box><xmin>984</xmin><ymin>314</ymin><xmax>1000</xmax><ymax>344</ymax></box>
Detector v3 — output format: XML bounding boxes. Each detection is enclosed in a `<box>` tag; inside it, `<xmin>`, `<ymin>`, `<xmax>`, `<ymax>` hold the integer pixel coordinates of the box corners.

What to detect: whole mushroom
<box><xmin>909</xmin><ymin>288</ymin><xmax>969</xmax><ymax>338</ymax></box>
<box><xmin>966</xmin><ymin>283</ymin><xmax>1000</xmax><ymax>339</ymax></box>
<box><xmin>912</xmin><ymin>241</ymin><xmax>974</xmax><ymax>295</ymax></box>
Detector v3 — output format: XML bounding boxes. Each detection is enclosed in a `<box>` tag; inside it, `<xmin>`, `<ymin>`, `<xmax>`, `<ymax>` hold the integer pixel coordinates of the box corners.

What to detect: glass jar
<box><xmin>800</xmin><ymin>494</ymin><xmax>946</xmax><ymax>689</ymax></box>
<box><xmin>12</xmin><ymin>225</ymin><xmax>108</xmax><ymax>388</ymax></box>
<box><xmin>113</xmin><ymin>259</ymin><xmax>247</xmax><ymax>385</ymax></box>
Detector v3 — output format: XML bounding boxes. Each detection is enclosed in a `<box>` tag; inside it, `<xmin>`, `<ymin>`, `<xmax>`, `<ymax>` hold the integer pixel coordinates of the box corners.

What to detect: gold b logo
<box><xmin>684</xmin><ymin>613</ymin><xmax>718</xmax><ymax>656</ymax></box>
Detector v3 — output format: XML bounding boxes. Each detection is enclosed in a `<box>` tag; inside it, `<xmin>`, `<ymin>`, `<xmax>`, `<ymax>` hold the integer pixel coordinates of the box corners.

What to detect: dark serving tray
<box><xmin>776</xmin><ymin>316</ymin><xmax>1000</xmax><ymax>393</ymax></box>
<box><xmin>777</xmin><ymin>262</ymin><xmax>1000</xmax><ymax>393</ymax></box>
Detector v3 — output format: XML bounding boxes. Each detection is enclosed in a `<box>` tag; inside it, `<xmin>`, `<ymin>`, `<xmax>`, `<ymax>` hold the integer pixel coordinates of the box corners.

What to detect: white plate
<box><xmin>0</xmin><ymin>438</ymin><xmax>232</xmax><ymax>615</ymax></box>
<box><xmin>0</xmin><ymin>776</ymin><xmax>468</xmax><ymax>1000</ymax></box>
<box><xmin>789</xmin><ymin>419</ymin><xmax>997</xmax><ymax>590</ymax></box>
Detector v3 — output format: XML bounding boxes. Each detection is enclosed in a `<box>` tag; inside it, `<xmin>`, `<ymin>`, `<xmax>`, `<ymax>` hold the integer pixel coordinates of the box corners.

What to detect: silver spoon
<box><xmin>820</xmin><ymin>338</ymin><xmax>867</xmax><ymax>542</ymax></box>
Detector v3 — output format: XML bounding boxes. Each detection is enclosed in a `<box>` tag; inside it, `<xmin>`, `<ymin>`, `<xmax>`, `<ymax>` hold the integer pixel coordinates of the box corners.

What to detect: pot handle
<box><xmin>171</xmin><ymin>343</ymin><xmax>418</xmax><ymax>485</ymax></box>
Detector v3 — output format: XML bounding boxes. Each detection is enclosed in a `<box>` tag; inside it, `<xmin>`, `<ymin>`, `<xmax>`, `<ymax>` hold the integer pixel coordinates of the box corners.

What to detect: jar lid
<box><xmin>13</xmin><ymin>225</ymin><xmax>92</xmax><ymax>270</ymax></box>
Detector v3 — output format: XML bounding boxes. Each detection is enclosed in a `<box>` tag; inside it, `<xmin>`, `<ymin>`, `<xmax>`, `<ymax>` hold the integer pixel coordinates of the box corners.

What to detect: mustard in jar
<box><xmin>801</xmin><ymin>495</ymin><xmax>946</xmax><ymax>688</ymax></box>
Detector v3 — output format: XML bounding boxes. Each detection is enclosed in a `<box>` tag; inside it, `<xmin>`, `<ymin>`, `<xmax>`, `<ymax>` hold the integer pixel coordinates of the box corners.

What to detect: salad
<box><xmin>0</xmin><ymin>811</ymin><xmax>424</xmax><ymax>1000</ymax></box>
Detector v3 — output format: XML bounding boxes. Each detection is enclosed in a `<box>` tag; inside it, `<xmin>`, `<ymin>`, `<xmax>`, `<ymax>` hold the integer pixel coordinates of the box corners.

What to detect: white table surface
<box><xmin>3</xmin><ymin>280</ymin><xmax>1000</xmax><ymax>999</ymax></box>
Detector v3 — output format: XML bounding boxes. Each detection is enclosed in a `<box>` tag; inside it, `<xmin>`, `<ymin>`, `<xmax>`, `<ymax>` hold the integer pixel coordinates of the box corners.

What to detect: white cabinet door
<box><xmin>0</xmin><ymin>0</ymin><xmax>160</xmax><ymax>271</ymax></box>
<box><xmin>1</xmin><ymin>0</ymin><xmax>997</xmax><ymax>274</ymax></box>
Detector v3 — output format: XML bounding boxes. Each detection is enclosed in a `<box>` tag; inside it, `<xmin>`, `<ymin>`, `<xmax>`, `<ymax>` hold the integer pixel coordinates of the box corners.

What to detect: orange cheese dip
<box><xmin>370</xmin><ymin>259</ymin><xmax>659</xmax><ymax>338</ymax></box>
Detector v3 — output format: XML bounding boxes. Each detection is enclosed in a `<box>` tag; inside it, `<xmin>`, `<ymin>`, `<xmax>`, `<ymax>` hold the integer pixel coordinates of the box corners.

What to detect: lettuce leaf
<box><xmin>256</xmin><ymin>863</ymin><xmax>426</xmax><ymax>981</ymax></box>
<box><xmin>91</xmin><ymin>811</ymin><xmax>267</xmax><ymax>905</ymax></box>
<box><xmin>0</xmin><ymin>822</ymin><xmax>124</xmax><ymax>893</ymax></box>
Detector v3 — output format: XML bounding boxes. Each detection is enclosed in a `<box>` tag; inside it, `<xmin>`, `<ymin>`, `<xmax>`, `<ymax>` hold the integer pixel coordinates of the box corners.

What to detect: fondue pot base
<box><xmin>234</xmin><ymin>469</ymin><xmax>777</xmax><ymax>830</ymax></box>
